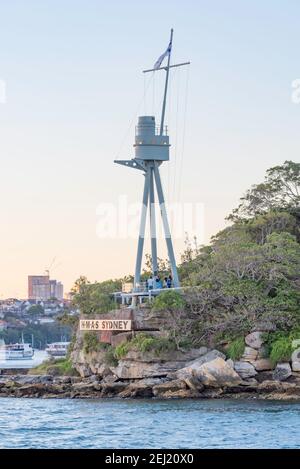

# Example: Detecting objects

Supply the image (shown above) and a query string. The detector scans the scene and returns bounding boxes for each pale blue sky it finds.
[0,0,299,297]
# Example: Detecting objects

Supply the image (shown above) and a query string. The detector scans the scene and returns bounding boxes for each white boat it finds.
[45,342,70,357]
[0,343,34,360]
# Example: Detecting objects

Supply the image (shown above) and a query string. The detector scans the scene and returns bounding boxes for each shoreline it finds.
[1,373,300,401]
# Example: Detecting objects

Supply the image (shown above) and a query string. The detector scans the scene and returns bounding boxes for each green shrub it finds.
[114,333,176,359]
[114,341,131,360]
[104,347,118,367]
[152,290,186,311]
[269,337,292,365]
[83,332,108,354]
[263,327,300,365]
[227,337,245,360]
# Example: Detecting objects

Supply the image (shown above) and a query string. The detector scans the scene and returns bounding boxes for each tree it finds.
[228,161,300,221]
[71,277,122,315]
[27,304,44,316]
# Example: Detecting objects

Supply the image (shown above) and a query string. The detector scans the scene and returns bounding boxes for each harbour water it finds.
[0,398,300,448]
[0,350,49,369]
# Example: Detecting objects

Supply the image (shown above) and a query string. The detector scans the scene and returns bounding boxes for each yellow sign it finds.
[80,319,132,331]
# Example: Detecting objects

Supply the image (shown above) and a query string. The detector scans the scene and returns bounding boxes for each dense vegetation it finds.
[72,161,300,362]
[174,161,300,349]
[71,277,122,315]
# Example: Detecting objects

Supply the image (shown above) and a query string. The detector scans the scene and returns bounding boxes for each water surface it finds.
[0,398,300,448]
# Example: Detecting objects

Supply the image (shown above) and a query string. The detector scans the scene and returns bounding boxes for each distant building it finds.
[28,275,50,300]
[28,275,64,301]
[49,280,64,301]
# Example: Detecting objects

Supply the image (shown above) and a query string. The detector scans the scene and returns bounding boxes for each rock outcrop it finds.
[233,361,257,379]
[273,363,292,381]
[245,332,264,350]
[57,319,300,400]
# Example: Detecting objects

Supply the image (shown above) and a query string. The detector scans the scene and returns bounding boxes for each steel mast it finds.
[115,29,190,292]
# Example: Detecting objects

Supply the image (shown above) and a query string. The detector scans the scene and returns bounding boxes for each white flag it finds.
[153,40,172,69]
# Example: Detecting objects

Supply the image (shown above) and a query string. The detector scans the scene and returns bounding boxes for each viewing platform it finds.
[113,282,182,307]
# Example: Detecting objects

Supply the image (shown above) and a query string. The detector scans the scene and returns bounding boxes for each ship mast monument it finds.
[115,29,190,293]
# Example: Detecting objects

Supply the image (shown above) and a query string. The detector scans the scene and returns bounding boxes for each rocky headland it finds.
[2,327,300,401]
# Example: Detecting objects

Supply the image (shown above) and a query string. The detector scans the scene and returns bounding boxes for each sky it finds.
[0,0,299,298]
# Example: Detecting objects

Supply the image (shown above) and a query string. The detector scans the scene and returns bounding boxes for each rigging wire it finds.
[152,71,155,115]
[177,65,190,204]
[172,67,181,205]
[166,67,174,204]
[115,72,154,160]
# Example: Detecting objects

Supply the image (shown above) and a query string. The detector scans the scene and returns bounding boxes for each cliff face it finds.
[68,307,300,400]
[71,306,183,378]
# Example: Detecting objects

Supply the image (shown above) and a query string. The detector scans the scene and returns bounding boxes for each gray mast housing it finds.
[134,116,169,161]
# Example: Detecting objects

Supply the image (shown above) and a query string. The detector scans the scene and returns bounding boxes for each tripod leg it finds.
[134,166,150,291]
[149,167,158,276]
[153,163,180,288]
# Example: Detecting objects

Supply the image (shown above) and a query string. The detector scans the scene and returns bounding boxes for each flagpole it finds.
[160,28,173,136]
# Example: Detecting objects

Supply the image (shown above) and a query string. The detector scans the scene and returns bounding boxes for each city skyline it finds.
[1,1,300,297]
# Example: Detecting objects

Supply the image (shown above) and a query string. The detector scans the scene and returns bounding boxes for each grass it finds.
[227,337,245,360]
[263,328,300,365]
[30,357,79,376]
[269,337,293,366]
[114,333,176,360]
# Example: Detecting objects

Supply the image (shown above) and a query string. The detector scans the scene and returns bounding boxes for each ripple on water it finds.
[0,398,300,448]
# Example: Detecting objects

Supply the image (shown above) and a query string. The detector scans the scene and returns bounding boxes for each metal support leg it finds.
[149,167,158,276]
[153,163,180,287]
[134,166,150,290]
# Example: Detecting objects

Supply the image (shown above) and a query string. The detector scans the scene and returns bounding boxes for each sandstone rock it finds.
[226,359,234,369]
[4,380,21,388]
[102,374,118,384]
[97,364,114,378]
[182,350,226,370]
[291,348,300,363]
[258,380,295,393]
[241,346,258,362]
[182,375,204,392]
[101,381,128,396]
[273,363,292,381]
[20,375,53,385]
[292,362,300,372]
[15,383,68,397]
[53,376,71,384]
[239,377,258,387]
[234,361,257,379]
[245,331,264,350]
[159,389,201,399]
[200,388,224,398]
[111,331,133,348]
[187,357,241,388]
[224,381,258,394]
[71,376,82,383]
[253,359,273,371]
[72,382,99,393]
[153,379,187,397]
[113,360,184,379]
[175,350,226,383]
[123,347,208,364]
[118,378,163,398]
[76,364,92,378]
